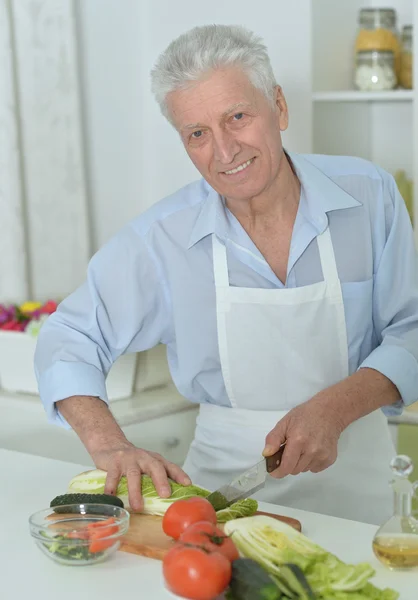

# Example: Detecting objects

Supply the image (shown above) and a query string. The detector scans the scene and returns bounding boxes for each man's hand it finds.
[263,394,344,477]
[56,395,191,512]
[92,441,192,512]
[263,368,400,478]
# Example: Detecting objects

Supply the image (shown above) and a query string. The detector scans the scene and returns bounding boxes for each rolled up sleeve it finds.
[34,224,169,427]
[360,171,418,412]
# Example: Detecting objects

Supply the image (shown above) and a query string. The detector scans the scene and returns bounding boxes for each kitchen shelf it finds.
[312,90,414,103]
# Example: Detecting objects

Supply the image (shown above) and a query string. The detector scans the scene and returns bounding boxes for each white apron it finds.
[183,228,396,525]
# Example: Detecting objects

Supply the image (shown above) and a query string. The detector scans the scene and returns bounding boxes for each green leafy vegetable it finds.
[207,491,230,511]
[216,499,258,523]
[224,516,400,600]
[68,469,257,521]
[68,469,210,515]
[318,584,400,600]
[273,564,316,599]
[39,531,102,562]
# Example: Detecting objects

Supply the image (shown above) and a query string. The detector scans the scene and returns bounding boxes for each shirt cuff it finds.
[37,361,109,429]
[359,344,418,414]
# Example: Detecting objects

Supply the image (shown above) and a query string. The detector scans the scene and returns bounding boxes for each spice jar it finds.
[355,50,396,91]
[355,8,401,82]
[400,25,413,89]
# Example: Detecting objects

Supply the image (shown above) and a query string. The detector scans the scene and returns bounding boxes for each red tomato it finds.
[87,518,119,553]
[89,535,115,553]
[162,498,217,540]
[87,517,118,532]
[163,545,231,600]
[178,521,239,562]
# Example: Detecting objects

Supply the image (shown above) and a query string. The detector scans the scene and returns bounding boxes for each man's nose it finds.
[213,130,241,166]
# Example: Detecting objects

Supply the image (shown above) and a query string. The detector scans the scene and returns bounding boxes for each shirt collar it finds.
[187,151,361,248]
[187,181,228,249]
[287,152,361,232]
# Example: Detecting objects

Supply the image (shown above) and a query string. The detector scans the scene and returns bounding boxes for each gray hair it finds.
[150,24,277,123]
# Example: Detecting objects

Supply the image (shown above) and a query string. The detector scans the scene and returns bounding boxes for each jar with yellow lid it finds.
[355,8,401,83]
[400,25,413,89]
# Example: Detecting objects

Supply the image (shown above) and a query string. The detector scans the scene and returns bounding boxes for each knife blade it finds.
[206,444,286,509]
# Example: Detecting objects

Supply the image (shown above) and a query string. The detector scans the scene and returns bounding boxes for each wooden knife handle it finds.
[265,444,286,473]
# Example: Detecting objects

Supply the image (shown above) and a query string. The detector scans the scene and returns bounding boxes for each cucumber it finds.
[227,558,283,600]
[50,493,124,513]
[227,558,316,600]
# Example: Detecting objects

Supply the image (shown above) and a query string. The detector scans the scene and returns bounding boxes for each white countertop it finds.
[2,449,417,600]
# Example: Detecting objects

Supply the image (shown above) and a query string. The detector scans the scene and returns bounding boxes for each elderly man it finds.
[35,25,418,525]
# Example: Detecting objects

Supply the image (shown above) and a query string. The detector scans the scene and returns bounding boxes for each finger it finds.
[310,454,337,473]
[290,452,311,475]
[270,440,303,479]
[104,467,122,496]
[310,462,329,474]
[162,460,192,486]
[263,419,287,457]
[146,460,172,498]
[126,465,143,512]
[303,453,336,474]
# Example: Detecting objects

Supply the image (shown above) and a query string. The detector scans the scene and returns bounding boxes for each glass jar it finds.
[372,455,418,570]
[400,25,413,89]
[355,50,396,91]
[355,8,401,82]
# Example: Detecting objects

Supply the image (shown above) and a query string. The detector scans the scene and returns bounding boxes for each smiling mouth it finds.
[222,158,254,175]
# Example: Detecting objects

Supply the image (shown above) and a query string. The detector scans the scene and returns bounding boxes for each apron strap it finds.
[317,227,340,283]
[212,234,229,287]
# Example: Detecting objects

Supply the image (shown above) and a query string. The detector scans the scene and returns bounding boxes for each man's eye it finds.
[233,113,244,120]
[191,130,203,139]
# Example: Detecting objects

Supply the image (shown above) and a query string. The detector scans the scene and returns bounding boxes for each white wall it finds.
[77,0,312,249]
[1,0,91,302]
[75,0,144,250]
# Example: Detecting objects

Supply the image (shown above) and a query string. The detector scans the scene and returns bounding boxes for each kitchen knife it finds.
[206,444,286,509]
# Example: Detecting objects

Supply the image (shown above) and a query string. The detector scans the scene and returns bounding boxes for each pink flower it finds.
[0,304,16,325]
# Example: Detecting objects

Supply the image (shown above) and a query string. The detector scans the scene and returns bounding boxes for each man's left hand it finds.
[263,394,345,477]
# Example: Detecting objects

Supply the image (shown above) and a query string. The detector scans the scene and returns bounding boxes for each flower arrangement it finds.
[0,300,58,337]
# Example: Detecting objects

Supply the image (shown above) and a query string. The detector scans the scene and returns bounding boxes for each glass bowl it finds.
[29,504,130,566]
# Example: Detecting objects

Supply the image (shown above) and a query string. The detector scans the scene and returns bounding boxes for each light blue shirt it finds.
[35,152,418,427]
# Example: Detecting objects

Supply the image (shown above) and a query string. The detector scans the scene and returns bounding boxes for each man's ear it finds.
[274,85,289,132]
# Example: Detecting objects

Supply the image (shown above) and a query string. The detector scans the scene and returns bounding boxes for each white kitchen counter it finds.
[2,449,417,600]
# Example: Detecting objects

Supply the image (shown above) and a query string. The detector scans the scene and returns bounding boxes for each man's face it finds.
[167,67,289,202]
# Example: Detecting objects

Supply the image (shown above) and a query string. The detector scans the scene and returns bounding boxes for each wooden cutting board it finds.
[120,511,302,560]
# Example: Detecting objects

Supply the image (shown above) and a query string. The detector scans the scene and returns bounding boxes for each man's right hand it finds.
[92,440,192,512]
